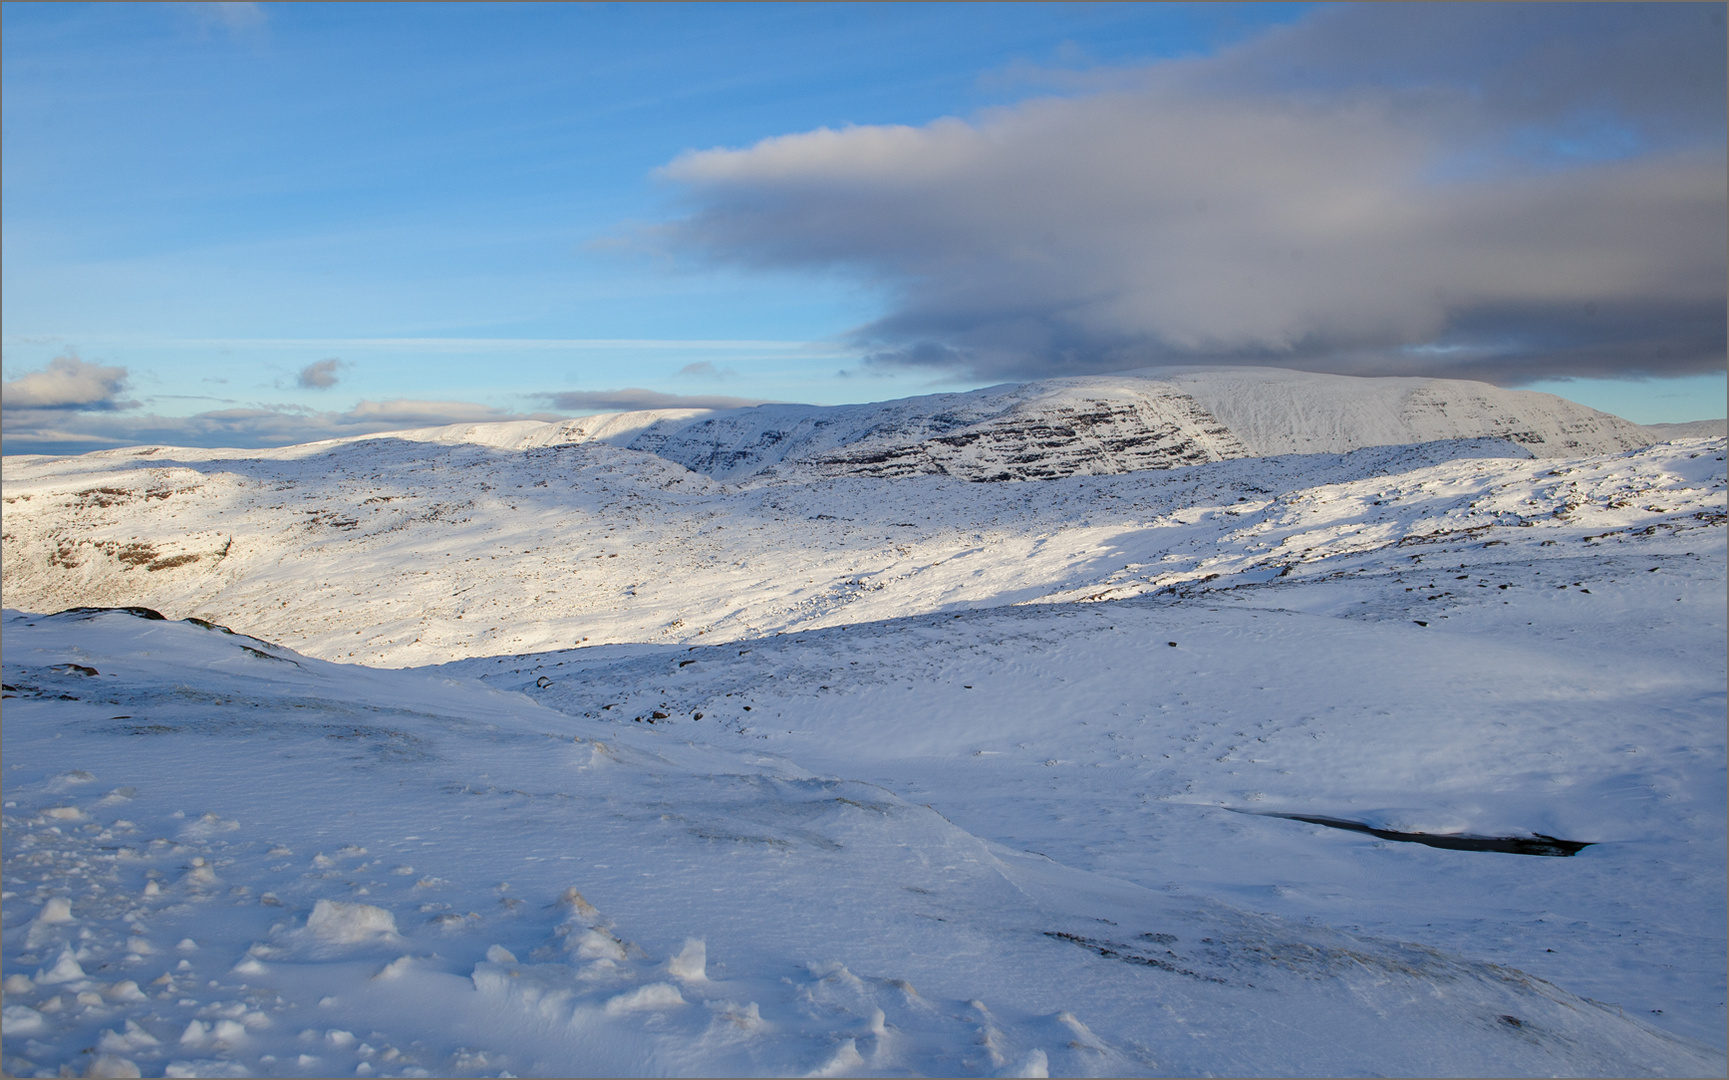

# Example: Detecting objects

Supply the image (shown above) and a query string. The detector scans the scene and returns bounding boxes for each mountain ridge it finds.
[354,366,1662,483]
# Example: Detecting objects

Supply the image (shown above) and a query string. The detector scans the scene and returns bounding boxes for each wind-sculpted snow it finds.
[3,608,1724,1077]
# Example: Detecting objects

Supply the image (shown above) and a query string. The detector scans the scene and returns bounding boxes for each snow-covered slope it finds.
[2,368,1724,1077]
[340,368,1659,483]
[1,431,1720,667]
[1645,418,1729,440]
[1164,367,1655,457]
[3,573,1724,1077]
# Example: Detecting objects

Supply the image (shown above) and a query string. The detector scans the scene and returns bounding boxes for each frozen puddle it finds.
[1248,811,1594,857]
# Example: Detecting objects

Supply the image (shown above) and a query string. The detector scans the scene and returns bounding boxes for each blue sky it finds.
[3,2,1723,454]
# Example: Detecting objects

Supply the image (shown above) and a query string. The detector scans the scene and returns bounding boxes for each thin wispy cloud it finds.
[542,388,766,412]
[677,361,737,380]
[174,2,266,37]
[660,4,1726,385]
[0,397,564,455]
[10,337,843,353]
[344,399,529,425]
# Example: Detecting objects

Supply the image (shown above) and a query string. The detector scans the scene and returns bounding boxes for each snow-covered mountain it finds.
[1,367,1697,666]
[2,431,1722,668]
[2,367,1724,1077]
[373,367,1661,483]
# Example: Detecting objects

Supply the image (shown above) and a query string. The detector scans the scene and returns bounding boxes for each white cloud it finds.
[1,356,133,410]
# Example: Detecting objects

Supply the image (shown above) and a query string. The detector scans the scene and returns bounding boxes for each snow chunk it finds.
[573,928,627,961]
[305,899,398,944]
[213,1019,247,1043]
[707,999,765,1032]
[35,946,87,984]
[178,1018,248,1050]
[1,1004,47,1036]
[556,886,601,920]
[38,896,74,924]
[373,955,415,980]
[103,980,147,1002]
[807,1037,864,1077]
[666,937,706,983]
[604,982,686,1014]
[97,1020,161,1052]
[82,1054,142,1078]
[180,813,239,839]
[49,770,97,791]
[164,1061,251,1078]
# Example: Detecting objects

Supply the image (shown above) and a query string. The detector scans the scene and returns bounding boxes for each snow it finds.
[359,367,1658,483]
[2,369,1724,1077]
[304,902,400,947]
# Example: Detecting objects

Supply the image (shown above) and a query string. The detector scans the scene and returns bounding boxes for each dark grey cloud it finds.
[297,358,345,389]
[659,4,1726,385]
[1182,3,1726,149]
[1,355,135,410]
[542,388,765,412]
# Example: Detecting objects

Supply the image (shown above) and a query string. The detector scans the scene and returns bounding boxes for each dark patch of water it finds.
[50,605,166,621]
[1251,811,1592,857]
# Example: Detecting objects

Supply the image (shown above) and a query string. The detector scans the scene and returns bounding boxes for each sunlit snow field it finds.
[3,377,1724,1077]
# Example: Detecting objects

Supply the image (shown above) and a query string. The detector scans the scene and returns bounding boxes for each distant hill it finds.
[1643,418,1729,440]
[1,365,1720,665]
[387,366,1661,482]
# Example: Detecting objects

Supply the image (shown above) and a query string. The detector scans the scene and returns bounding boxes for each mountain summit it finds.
[387,367,1661,483]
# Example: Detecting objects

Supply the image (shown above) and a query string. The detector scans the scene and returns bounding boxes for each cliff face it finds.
[642,380,1250,482]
